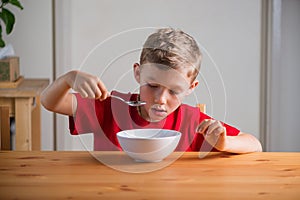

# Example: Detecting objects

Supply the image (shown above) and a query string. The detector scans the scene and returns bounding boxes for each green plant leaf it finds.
[0,38,4,47]
[0,25,5,47]
[8,0,24,10]
[2,0,10,4]
[0,8,15,34]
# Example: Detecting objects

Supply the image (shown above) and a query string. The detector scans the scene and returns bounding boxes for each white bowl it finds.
[117,129,181,162]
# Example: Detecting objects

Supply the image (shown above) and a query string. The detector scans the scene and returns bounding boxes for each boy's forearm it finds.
[41,71,74,115]
[224,132,263,154]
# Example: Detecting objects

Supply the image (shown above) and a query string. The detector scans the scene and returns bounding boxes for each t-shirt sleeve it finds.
[69,93,103,135]
[69,116,77,135]
[223,122,240,136]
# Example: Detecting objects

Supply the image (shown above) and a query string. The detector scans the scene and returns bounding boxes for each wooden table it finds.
[0,79,49,150]
[0,151,299,199]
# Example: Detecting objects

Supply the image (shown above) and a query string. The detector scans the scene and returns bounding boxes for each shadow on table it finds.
[180,151,238,161]
[90,151,184,173]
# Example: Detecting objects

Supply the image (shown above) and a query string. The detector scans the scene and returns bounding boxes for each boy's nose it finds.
[155,88,168,104]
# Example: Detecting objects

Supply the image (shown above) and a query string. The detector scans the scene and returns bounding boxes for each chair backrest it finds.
[196,104,206,113]
[0,106,10,150]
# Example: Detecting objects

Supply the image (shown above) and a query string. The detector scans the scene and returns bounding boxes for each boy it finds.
[41,28,262,153]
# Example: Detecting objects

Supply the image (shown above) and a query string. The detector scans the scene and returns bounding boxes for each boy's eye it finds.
[146,83,180,95]
[169,90,180,95]
[147,83,159,88]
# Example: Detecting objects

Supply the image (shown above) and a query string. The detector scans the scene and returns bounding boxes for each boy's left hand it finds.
[196,119,227,151]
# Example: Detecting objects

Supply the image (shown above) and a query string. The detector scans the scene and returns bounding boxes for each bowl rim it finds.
[116,129,181,140]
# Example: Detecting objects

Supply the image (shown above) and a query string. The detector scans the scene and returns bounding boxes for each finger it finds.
[196,120,209,133]
[86,77,105,99]
[77,88,88,98]
[97,80,109,100]
[210,126,225,137]
[90,82,102,99]
[101,89,109,100]
[196,119,215,133]
[219,126,226,136]
[86,77,105,100]
[206,120,221,135]
[81,82,96,99]
[86,88,96,99]
[93,88,102,99]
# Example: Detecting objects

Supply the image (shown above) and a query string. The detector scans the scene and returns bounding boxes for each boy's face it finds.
[133,63,198,122]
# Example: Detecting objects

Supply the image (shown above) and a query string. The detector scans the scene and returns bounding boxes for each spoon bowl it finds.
[111,95,146,107]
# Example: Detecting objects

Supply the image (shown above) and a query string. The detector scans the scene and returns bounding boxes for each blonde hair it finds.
[140,28,202,81]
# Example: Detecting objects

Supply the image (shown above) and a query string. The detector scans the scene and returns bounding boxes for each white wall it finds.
[55,0,261,150]
[4,0,53,150]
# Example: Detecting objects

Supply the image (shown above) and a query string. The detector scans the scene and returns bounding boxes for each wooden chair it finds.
[0,106,10,150]
[197,103,206,113]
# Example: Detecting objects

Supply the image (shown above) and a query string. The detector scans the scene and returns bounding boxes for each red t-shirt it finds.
[69,91,240,151]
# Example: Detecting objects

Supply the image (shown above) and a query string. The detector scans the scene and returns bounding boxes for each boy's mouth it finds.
[151,107,167,117]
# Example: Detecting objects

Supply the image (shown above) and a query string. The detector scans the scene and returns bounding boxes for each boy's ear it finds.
[133,63,141,83]
[185,79,199,96]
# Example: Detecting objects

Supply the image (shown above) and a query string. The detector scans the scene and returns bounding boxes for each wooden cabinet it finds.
[0,79,49,150]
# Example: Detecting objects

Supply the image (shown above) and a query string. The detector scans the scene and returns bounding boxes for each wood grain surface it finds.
[0,151,299,199]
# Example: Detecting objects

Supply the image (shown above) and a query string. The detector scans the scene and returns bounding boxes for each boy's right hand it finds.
[67,70,109,100]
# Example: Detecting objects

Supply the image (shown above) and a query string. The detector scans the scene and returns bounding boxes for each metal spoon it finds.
[110,95,146,107]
